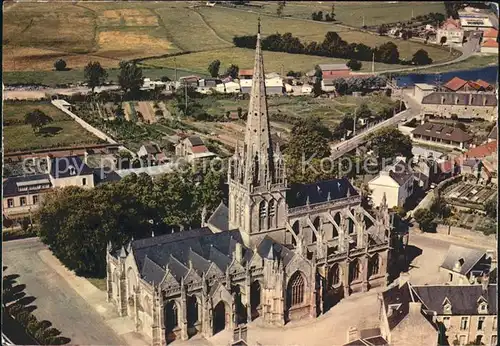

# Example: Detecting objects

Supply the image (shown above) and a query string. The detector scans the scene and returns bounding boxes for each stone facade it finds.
[106,21,396,346]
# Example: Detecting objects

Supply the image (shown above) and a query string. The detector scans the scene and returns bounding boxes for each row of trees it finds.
[37,168,225,277]
[233,31,412,65]
[207,59,239,79]
[311,5,336,22]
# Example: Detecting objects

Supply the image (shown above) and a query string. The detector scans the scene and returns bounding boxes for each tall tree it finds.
[54,59,67,71]
[24,109,53,134]
[84,61,108,94]
[118,61,143,96]
[207,59,221,78]
[375,42,400,64]
[413,208,437,233]
[276,1,286,17]
[225,64,239,79]
[412,49,433,65]
[285,116,331,161]
[367,127,412,163]
[347,59,362,71]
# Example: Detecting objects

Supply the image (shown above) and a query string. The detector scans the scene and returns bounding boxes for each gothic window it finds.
[312,216,320,243]
[259,200,267,230]
[165,300,179,331]
[368,255,380,277]
[328,264,340,287]
[268,199,276,229]
[287,272,305,307]
[349,260,361,283]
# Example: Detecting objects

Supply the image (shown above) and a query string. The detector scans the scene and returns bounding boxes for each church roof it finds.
[207,202,230,231]
[287,178,358,207]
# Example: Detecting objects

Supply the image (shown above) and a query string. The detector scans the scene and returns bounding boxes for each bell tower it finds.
[228,18,287,246]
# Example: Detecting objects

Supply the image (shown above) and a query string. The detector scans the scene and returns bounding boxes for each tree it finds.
[161,76,171,82]
[347,59,362,71]
[411,49,433,65]
[355,102,372,120]
[237,107,243,119]
[276,0,285,17]
[24,109,53,134]
[285,117,331,161]
[84,61,108,94]
[394,206,406,218]
[118,61,143,95]
[484,198,497,218]
[367,127,412,163]
[330,4,336,21]
[226,64,239,79]
[413,208,437,233]
[377,24,389,36]
[440,36,447,45]
[207,59,221,78]
[375,42,400,64]
[313,65,323,97]
[54,59,67,71]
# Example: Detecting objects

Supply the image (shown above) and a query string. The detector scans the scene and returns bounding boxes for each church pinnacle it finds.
[242,18,275,187]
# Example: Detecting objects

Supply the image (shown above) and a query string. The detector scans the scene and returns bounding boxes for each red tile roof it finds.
[475,79,492,89]
[481,40,498,48]
[443,77,467,91]
[191,145,209,154]
[483,28,498,38]
[239,69,254,77]
[464,141,497,159]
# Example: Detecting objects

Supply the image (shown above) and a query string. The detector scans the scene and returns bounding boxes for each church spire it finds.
[243,18,275,187]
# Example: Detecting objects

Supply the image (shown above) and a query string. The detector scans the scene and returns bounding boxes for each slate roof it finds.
[440,244,487,275]
[187,136,204,146]
[382,282,412,330]
[287,178,359,208]
[143,143,161,154]
[411,123,472,143]
[2,174,52,197]
[386,160,414,186]
[93,168,122,184]
[127,228,296,285]
[412,284,498,315]
[50,156,93,179]
[421,91,497,106]
[487,126,497,140]
[207,202,230,232]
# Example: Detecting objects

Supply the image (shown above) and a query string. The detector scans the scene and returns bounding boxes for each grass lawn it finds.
[402,54,499,74]
[145,47,401,74]
[250,1,446,27]
[3,103,102,153]
[3,67,207,86]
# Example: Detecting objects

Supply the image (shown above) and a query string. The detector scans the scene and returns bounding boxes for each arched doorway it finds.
[250,280,261,320]
[187,295,199,337]
[213,301,227,335]
[164,300,179,343]
[286,271,305,322]
[231,285,247,324]
[323,264,343,312]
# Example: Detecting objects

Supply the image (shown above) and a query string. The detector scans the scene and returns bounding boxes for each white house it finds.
[368,158,415,209]
[223,81,241,94]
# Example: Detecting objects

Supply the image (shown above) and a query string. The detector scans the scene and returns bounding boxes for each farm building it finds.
[410,122,473,150]
[240,75,283,95]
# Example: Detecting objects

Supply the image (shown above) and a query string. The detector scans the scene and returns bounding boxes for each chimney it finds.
[409,302,422,314]
[234,242,243,262]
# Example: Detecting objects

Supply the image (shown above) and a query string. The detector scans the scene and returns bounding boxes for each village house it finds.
[318,64,351,92]
[442,77,494,93]
[368,158,415,209]
[458,7,496,32]
[410,122,473,150]
[174,135,217,163]
[3,156,95,221]
[439,245,494,285]
[239,70,284,95]
[413,83,437,103]
[436,17,464,45]
[480,28,499,54]
[137,142,169,165]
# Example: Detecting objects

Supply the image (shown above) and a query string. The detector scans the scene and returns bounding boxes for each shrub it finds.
[54,59,67,71]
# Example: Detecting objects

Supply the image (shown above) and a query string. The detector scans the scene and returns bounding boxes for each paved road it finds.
[330,91,421,160]
[3,238,125,345]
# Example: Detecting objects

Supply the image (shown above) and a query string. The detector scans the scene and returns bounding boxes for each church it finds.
[106,21,397,346]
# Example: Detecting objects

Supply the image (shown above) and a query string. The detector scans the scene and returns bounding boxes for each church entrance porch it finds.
[213,301,229,335]
[250,280,262,320]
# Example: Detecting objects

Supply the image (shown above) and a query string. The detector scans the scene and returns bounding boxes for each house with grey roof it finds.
[368,158,416,208]
[439,245,494,285]
[411,122,473,150]
[106,21,398,346]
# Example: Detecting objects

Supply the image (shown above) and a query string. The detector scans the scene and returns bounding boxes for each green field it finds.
[249,1,447,27]
[3,103,102,152]
[3,0,457,79]
[398,54,499,74]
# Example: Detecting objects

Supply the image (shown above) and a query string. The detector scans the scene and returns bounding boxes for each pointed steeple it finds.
[243,18,275,187]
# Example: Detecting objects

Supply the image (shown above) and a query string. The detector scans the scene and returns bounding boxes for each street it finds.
[3,238,126,345]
